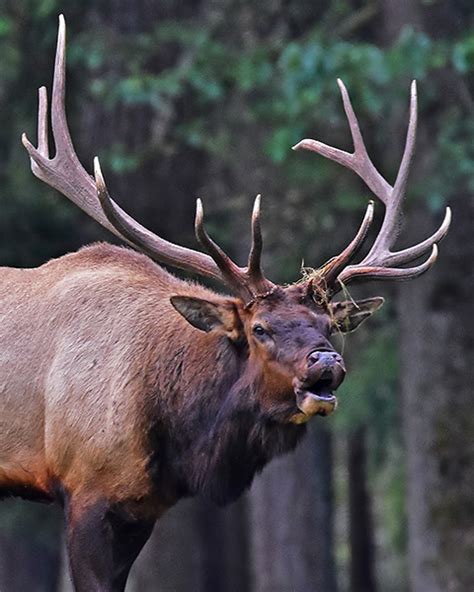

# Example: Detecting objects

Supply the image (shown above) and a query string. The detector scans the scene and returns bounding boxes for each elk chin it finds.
[293,386,337,420]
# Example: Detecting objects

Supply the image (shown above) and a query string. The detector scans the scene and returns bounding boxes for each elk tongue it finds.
[295,388,337,417]
[312,387,335,401]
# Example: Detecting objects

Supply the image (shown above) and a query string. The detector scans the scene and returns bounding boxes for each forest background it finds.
[0,1,473,591]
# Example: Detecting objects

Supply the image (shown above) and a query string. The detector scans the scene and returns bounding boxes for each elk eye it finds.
[252,324,266,337]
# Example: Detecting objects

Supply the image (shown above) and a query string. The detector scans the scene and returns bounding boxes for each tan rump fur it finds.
[0,243,227,515]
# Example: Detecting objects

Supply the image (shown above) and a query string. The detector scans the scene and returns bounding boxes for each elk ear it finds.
[329,297,384,334]
[170,295,241,339]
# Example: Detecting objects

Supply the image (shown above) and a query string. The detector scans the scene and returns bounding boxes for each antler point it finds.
[292,139,317,152]
[439,206,452,237]
[58,14,66,38]
[292,141,304,151]
[21,133,35,153]
[93,157,106,190]
[337,79,347,95]
[195,198,204,222]
[367,200,375,219]
[252,195,262,224]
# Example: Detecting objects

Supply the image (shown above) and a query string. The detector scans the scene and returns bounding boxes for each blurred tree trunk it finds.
[0,533,58,592]
[127,498,250,592]
[348,426,376,592]
[127,501,203,591]
[0,502,61,592]
[196,498,251,592]
[250,424,337,592]
[379,1,474,590]
[398,199,474,591]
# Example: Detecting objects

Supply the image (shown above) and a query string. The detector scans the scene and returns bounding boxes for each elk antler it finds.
[194,195,274,297]
[293,79,451,296]
[22,15,274,303]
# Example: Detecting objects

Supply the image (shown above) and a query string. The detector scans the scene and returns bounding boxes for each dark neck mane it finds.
[154,350,305,506]
[191,398,305,505]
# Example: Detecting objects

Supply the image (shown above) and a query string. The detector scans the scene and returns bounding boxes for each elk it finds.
[0,15,450,592]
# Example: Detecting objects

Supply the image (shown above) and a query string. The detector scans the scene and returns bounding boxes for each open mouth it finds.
[292,377,338,422]
[306,378,337,403]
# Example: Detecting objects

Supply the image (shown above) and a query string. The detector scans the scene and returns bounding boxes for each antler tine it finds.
[321,200,374,290]
[22,15,125,238]
[51,14,76,163]
[293,79,392,205]
[366,80,418,258]
[195,198,275,300]
[194,199,245,286]
[37,86,49,157]
[392,81,418,208]
[248,194,264,279]
[294,79,451,294]
[338,244,439,285]
[336,79,394,205]
[346,80,450,279]
[385,206,451,266]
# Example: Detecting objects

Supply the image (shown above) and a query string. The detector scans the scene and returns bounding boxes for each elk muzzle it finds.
[291,350,346,422]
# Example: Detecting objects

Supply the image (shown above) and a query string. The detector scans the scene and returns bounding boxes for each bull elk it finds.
[0,15,450,592]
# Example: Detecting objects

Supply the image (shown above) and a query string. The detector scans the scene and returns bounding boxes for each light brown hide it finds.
[0,243,227,517]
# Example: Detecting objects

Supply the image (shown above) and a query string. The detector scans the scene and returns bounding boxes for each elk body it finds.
[0,16,451,592]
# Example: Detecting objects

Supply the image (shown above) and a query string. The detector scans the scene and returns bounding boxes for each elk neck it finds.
[145,324,304,507]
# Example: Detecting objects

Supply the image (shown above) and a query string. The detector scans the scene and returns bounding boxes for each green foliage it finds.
[453,34,474,73]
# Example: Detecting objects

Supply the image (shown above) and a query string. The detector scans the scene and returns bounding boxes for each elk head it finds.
[168,196,385,424]
[22,16,451,425]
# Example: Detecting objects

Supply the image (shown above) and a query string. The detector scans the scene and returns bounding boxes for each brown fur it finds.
[0,242,381,589]
[0,242,381,511]
[0,244,229,510]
